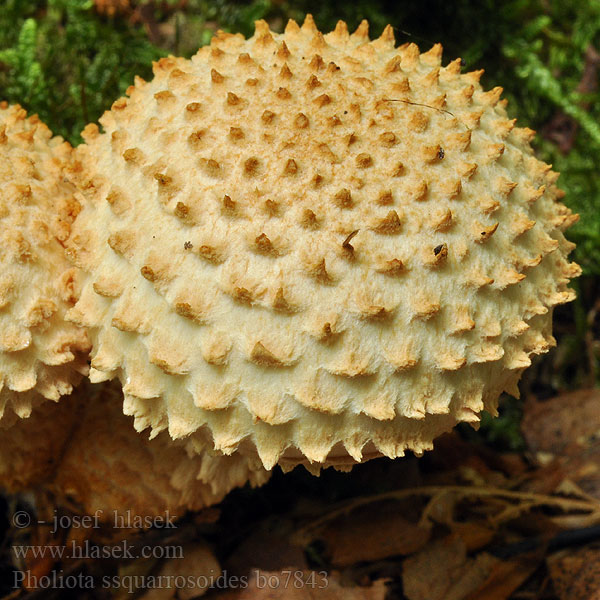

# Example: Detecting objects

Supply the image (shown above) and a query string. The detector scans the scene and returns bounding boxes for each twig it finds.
[294,485,600,542]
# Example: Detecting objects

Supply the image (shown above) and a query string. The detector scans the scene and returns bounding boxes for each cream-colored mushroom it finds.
[0,103,90,426]
[64,17,579,472]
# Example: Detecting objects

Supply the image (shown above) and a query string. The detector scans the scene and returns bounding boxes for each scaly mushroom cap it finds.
[0,382,269,517]
[65,18,580,471]
[0,104,90,424]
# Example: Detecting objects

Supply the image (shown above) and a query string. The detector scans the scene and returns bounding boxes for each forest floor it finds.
[3,389,600,600]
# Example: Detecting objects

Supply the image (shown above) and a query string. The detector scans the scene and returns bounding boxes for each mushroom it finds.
[0,381,270,518]
[62,17,579,473]
[0,105,267,518]
[0,103,90,426]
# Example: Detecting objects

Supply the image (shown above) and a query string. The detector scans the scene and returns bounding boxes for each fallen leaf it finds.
[522,390,600,457]
[320,503,430,567]
[402,535,498,600]
[521,462,577,496]
[521,390,600,500]
[464,552,542,600]
[450,522,496,552]
[421,490,459,526]
[225,518,307,577]
[139,542,220,599]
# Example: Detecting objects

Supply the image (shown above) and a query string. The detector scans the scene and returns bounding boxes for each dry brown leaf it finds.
[421,490,460,526]
[521,390,600,500]
[561,452,600,500]
[524,446,600,500]
[139,542,221,599]
[522,390,600,456]
[463,552,542,600]
[320,503,430,567]
[225,520,308,577]
[549,548,600,600]
[522,462,578,496]
[450,522,496,552]
[425,434,493,478]
[402,535,498,600]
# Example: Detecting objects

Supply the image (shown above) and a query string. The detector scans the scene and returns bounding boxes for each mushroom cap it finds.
[0,382,270,517]
[65,18,580,470]
[0,104,90,423]
[0,392,79,491]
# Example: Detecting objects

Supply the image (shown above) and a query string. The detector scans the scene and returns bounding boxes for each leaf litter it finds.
[3,391,600,599]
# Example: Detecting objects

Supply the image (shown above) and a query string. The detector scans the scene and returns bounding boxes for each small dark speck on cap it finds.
[438,148,445,160]
[434,244,444,255]
[184,241,193,250]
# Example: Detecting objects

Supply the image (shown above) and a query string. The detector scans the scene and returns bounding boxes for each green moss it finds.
[0,0,164,143]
